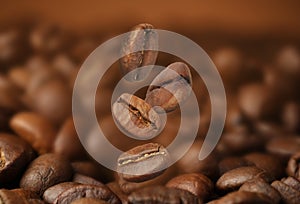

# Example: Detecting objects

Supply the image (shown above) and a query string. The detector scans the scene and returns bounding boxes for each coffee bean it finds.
[218,157,254,175]
[20,153,73,196]
[70,198,109,204]
[208,191,273,204]
[10,112,57,154]
[166,173,213,201]
[73,174,105,187]
[216,166,270,191]
[106,182,128,203]
[53,184,121,204]
[54,117,86,161]
[145,62,192,113]
[282,102,300,133]
[117,143,170,182]
[0,133,35,185]
[0,189,43,204]
[43,182,79,203]
[276,46,300,75]
[243,152,284,180]
[271,180,300,204]
[239,177,281,204]
[127,186,201,204]
[112,93,162,139]
[281,176,300,191]
[286,151,300,180]
[266,136,300,161]
[7,66,30,90]
[120,23,158,81]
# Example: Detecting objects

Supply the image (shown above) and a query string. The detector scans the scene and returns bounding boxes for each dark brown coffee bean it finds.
[0,189,41,204]
[243,152,284,180]
[266,136,300,161]
[117,143,170,182]
[286,151,300,181]
[218,157,254,175]
[73,174,105,187]
[20,153,73,196]
[54,117,86,161]
[271,180,300,204]
[239,177,281,204]
[112,93,162,139]
[106,182,128,203]
[71,198,108,204]
[145,62,192,113]
[10,112,57,154]
[281,177,300,191]
[166,173,213,201]
[0,133,35,185]
[120,23,158,81]
[53,184,121,204]
[282,102,300,133]
[216,166,270,191]
[208,191,273,204]
[43,182,80,203]
[128,186,201,204]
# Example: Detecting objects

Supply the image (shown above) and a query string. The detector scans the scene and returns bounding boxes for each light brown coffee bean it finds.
[120,23,158,81]
[112,93,162,139]
[10,112,57,154]
[271,180,300,204]
[145,62,192,113]
[166,173,213,201]
[20,153,73,196]
[117,143,170,182]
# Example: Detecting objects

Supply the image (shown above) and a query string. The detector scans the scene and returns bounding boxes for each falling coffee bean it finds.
[117,143,170,182]
[145,62,192,112]
[112,93,162,139]
[120,23,158,81]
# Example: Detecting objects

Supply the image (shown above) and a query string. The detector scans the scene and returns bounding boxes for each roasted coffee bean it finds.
[8,66,30,90]
[0,134,35,185]
[266,136,300,161]
[271,180,300,204]
[43,182,80,203]
[281,176,300,191]
[20,153,73,196]
[117,143,170,182]
[216,166,270,191]
[54,117,86,161]
[128,186,201,204]
[239,177,281,204]
[53,184,121,204]
[276,46,300,75]
[282,102,300,133]
[254,121,286,139]
[73,174,105,187]
[286,151,300,180]
[106,182,128,203]
[112,93,162,139]
[208,191,273,204]
[10,112,57,154]
[145,62,192,113]
[166,173,213,201]
[120,23,158,81]
[0,189,43,204]
[243,152,284,180]
[218,157,254,175]
[71,198,109,204]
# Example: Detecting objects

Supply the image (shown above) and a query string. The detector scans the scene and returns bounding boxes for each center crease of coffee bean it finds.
[118,150,166,166]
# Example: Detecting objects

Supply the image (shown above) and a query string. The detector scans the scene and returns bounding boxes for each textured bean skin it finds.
[271,180,300,204]
[43,182,80,203]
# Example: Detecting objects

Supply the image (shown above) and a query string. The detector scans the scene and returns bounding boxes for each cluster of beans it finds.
[0,23,299,204]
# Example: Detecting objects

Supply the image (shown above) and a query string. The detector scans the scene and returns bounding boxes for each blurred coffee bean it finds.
[112,93,162,139]
[43,182,79,203]
[266,136,300,162]
[120,23,158,81]
[71,198,109,204]
[281,176,300,191]
[218,157,254,175]
[7,66,30,90]
[53,184,121,204]
[0,133,35,185]
[54,117,86,161]
[286,151,300,181]
[254,121,286,139]
[145,62,192,113]
[52,54,76,77]
[238,83,280,120]
[20,153,73,196]
[216,166,270,191]
[166,173,213,201]
[70,37,98,63]
[10,112,57,154]
[271,180,300,204]
[243,152,284,180]
[239,177,281,204]
[282,102,300,133]
[127,186,200,204]
[73,174,105,187]
[276,46,300,75]
[117,143,170,182]
[208,191,273,204]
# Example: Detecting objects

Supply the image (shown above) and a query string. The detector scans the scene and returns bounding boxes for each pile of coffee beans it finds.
[0,22,299,204]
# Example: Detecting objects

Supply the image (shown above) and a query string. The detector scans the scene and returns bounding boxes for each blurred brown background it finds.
[1,0,300,39]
